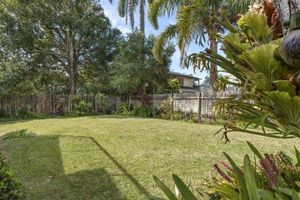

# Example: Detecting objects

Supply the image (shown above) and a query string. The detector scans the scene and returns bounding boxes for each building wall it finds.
[183,77,194,88]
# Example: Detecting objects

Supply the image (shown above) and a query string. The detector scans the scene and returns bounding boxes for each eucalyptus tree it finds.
[0,0,121,95]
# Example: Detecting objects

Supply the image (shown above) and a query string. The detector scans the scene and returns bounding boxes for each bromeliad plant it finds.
[154,142,300,200]
[186,11,300,140]
[207,142,300,200]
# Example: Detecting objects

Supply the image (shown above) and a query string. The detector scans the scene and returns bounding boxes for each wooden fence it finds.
[0,91,237,117]
[0,95,122,116]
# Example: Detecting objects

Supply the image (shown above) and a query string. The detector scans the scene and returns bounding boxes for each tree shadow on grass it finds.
[0,132,124,200]
[0,131,163,200]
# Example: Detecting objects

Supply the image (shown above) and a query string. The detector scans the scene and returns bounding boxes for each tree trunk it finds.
[209,35,218,92]
[69,68,76,95]
[140,83,147,107]
[273,0,300,34]
[128,95,132,109]
[67,29,77,95]
[171,92,174,112]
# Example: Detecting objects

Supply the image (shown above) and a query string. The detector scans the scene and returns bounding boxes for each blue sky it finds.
[100,1,208,80]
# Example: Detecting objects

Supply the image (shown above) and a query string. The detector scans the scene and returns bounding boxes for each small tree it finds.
[166,78,180,111]
[111,32,175,106]
[167,78,180,97]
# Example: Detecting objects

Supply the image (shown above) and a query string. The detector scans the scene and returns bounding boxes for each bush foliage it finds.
[0,153,22,200]
[73,100,92,116]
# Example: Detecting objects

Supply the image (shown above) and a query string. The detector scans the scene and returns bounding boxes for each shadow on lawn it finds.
[0,131,163,200]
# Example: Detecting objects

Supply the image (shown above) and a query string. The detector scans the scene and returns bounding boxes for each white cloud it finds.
[102,3,131,34]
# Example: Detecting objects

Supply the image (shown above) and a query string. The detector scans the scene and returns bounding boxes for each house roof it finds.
[169,71,200,80]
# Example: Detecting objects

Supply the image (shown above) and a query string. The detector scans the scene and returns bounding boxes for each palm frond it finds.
[226,0,261,14]
[128,0,139,29]
[117,0,127,17]
[148,0,188,29]
[176,2,209,65]
[153,24,177,62]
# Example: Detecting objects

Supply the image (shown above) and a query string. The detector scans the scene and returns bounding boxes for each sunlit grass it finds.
[0,116,298,199]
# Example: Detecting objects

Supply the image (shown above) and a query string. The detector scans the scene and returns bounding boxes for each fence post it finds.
[68,95,72,113]
[198,91,202,123]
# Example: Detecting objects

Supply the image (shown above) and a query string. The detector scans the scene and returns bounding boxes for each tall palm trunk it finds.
[208,26,218,92]
[139,0,147,106]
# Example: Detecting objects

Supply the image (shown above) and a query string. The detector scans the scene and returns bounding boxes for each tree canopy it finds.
[111,32,175,103]
[0,0,121,95]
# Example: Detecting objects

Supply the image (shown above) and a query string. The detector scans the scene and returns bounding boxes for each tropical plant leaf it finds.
[295,146,300,166]
[279,188,300,200]
[244,154,260,200]
[237,12,272,44]
[239,43,280,85]
[223,152,249,199]
[265,91,300,134]
[247,141,263,160]
[214,182,240,199]
[257,189,275,200]
[172,174,198,200]
[273,80,297,97]
[153,175,178,200]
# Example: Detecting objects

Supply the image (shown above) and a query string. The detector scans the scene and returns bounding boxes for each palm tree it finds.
[109,0,156,106]
[109,0,154,34]
[149,0,228,91]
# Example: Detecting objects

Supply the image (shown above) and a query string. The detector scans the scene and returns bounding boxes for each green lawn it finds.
[0,116,298,200]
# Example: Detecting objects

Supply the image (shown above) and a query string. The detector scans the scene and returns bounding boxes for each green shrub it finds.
[114,104,160,118]
[0,109,6,118]
[0,153,22,200]
[73,100,91,116]
[72,95,82,105]
[159,97,173,114]
[160,111,197,122]
[159,98,197,122]
[160,111,183,120]
[114,103,132,115]
[95,94,109,113]
[131,106,160,118]
[15,108,28,119]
